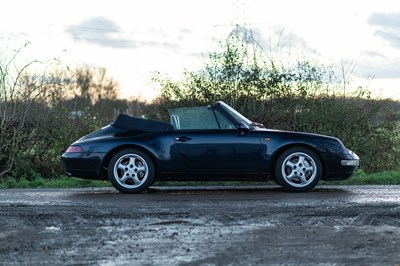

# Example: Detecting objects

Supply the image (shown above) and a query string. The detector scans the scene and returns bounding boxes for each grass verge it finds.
[0,175,110,189]
[0,170,399,189]
[325,170,400,185]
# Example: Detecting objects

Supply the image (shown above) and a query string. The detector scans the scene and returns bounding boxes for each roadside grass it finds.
[0,170,399,189]
[324,170,400,185]
[0,176,110,189]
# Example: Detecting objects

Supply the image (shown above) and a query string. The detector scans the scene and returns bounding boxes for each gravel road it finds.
[0,185,400,265]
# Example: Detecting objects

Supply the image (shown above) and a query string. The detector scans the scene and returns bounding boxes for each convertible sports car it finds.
[62,101,359,192]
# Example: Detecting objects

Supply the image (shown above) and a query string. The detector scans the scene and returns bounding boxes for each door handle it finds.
[175,136,192,142]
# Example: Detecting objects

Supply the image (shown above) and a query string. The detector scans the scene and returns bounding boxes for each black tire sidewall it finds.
[275,147,322,192]
[108,148,155,193]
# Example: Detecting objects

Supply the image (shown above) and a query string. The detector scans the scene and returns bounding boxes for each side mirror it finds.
[237,122,250,136]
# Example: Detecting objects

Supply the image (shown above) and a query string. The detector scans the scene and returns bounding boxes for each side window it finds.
[169,107,220,130]
[214,109,236,129]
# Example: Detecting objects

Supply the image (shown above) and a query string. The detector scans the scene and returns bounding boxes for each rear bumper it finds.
[65,169,101,180]
[61,152,105,180]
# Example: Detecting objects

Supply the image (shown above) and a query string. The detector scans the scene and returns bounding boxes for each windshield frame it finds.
[213,101,253,127]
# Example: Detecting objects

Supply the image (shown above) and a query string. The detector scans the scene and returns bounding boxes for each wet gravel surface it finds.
[0,185,400,265]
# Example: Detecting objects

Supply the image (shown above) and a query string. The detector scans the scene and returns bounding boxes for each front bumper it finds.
[341,159,360,167]
[323,150,360,181]
[341,150,360,166]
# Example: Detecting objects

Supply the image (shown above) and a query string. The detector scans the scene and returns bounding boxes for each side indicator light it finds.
[265,138,271,141]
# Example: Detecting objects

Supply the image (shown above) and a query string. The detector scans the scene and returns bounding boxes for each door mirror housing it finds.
[237,122,250,136]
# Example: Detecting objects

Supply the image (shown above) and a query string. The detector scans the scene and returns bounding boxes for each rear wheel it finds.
[275,147,322,192]
[108,149,154,193]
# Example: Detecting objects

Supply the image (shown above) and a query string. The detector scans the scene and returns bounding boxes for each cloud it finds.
[364,50,385,59]
[66,16,186,51]
[368,12,400,30]
[228,25,312,54]
[66,16,135,49]
[269,27,313,53]
[362,12,400,79]
[357,60,400,79]
[368,12,400,49]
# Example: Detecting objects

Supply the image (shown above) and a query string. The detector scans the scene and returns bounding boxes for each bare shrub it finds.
[152,30,400,173]
[0,43,65,178]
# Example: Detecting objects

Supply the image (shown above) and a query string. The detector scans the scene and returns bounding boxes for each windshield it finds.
[168,106,219,130]
[217,102,252,126]
[168,101,256,130]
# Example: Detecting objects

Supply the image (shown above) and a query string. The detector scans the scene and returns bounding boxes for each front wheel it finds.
[275,147,322,192]
[108,149,154,193]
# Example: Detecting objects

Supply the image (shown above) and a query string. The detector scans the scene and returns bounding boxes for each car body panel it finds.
[62,101,359,185]
[173,130,261,172]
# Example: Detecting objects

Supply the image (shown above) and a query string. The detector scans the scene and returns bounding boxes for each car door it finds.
[173,129,261,172]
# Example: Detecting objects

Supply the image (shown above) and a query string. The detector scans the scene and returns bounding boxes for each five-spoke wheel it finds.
[275,147,322,192]
[108,149,154,193]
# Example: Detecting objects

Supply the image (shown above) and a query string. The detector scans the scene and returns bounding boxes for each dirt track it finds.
[0,185,400,265]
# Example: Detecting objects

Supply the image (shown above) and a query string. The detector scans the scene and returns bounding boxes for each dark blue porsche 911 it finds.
[62,101,359,193]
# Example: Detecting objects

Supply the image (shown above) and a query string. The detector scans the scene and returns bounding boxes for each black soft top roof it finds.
[112,114,173,132]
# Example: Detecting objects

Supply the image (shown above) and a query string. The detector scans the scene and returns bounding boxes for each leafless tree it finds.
[73,66,119,103]
[0,44,66,178]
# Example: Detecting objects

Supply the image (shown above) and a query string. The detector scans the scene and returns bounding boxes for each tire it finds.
[275,147,322,192]
[108,148,154,193]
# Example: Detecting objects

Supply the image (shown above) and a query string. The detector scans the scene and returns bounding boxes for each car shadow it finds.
[148,185,352,194]
[68,185,353,203]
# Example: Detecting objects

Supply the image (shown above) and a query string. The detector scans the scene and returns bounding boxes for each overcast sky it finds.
[1,0,399,100]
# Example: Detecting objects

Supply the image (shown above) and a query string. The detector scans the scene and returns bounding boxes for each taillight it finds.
[65,146,84,153]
